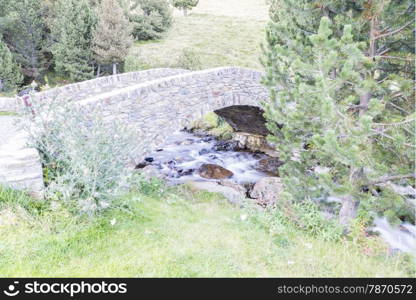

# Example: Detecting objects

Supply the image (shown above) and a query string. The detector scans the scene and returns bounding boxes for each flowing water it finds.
[373,217,416,254]
[142,130,416,254]
[143,130,268,184]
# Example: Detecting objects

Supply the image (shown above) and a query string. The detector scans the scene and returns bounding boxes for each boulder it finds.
[338,195,359,228]
[232,132,279,157]
[255,157,284,176]
[213,140,243,152]
[218,179,248,195]
[187,181,246,205]
[249,177,283,206]
[198,163,233,179]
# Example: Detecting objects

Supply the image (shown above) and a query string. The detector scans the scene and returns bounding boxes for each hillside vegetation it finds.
[0,0,414,278]
[1,185,413,277]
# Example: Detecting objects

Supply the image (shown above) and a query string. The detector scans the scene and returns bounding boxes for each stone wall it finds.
[0,97,17,112]
[0,67,268,196]
[37,68,190,102]
[0,116,44,198]
[74,67,269,163]
[1,68,190,112]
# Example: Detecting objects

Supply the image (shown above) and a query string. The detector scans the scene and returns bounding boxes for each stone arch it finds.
[0,67,269,195]
[72,67,269,162]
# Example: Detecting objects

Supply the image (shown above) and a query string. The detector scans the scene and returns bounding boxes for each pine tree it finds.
[52,0,97,82]
[262,0,415,226]
[0,38,23,92]
[129,0,173,41]
[0,0,49,81]
[92,0,133,75]
[172,0,199,16]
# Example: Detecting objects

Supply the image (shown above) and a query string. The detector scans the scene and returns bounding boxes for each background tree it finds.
[262,0,415,226]
[172,0,199,16]
[92,0,133,75]
[51,0,97,81]
[0,0,50,82]
[0,38,23,92]
[129,0,172,41]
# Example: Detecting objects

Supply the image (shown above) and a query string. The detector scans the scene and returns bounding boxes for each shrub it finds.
[176,48,202,70]
[130,0,172,40]
[172,0,199,16]
[0,39,23,92]
[290,201,343,241]
[20,95,138,214]
[124,53,152,71]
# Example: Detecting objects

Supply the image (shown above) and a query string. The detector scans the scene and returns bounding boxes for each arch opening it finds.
[213,105,269,136]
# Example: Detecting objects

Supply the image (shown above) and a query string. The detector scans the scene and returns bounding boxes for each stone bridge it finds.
[0,67,269,197]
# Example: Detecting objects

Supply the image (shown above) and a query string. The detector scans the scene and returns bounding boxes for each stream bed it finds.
[141,130,269,184]
[139,130,416,254]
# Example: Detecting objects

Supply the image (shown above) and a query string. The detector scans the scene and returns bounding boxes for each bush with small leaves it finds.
[176,48,202,70]
[20,95,138,215]
[172,0,199,16]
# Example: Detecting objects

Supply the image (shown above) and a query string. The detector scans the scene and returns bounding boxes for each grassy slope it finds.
[1,1,414,278]
[0,186,413,277]
[127,1,268,71]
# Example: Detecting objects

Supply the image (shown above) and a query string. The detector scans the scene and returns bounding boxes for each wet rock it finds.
[213,140,243,152]
[167,160,176,166]
[338,195,359,228]
[233,132,279,157]
[178,168,194,176]
[144,157,154,163]
[135,162,149,169]
[219,179,248,195]
[182,139,194,145]
[198,164,233,179]
[202,136,215,142]
[198,149,210,155]
[255,157,284,176]
[249,177,283,206]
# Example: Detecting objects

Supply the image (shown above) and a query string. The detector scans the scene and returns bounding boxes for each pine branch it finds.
[368,174,416,185]
[374,118,415,127]
[376,19,415,40]
[378,55,414,61]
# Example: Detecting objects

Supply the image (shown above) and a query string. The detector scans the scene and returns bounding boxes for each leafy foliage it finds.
[20,95,137,215]
[0,0,50,81]
[51,0,97,81]
[92,0,133,74]
[130,0,172,40]
[172,0,199,16]
[176,48,202,70]
[262,0,415,226]
[0,38,22,92]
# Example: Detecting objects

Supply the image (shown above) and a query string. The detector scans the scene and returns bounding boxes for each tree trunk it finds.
[183,8,188,16]
[96,65,101,78]
[360,10,378,116]
[338,195,359,228]
[112,63,117,75]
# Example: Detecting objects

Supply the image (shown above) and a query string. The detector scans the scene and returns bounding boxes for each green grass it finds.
[126,14,267,71]
[0,111,17,116]
[0,185,413,277]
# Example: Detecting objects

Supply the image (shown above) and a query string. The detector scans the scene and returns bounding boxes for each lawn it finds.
[126,0,268,71]
[1,0,414,279]
[0,185,413,277]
